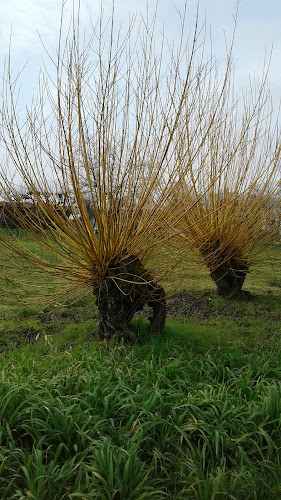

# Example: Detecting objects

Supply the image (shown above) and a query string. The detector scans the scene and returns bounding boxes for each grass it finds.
[0,245,281,499]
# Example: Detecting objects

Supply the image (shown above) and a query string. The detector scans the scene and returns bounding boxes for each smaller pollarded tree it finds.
[174,81,281,297]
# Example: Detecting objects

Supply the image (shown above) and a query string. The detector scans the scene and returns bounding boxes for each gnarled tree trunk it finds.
[210,263,250,299]
[201,240,250,299]
[93,256,166,343]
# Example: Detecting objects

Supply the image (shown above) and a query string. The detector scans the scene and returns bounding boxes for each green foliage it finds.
[1,332,281,499]
[0,303,281,497]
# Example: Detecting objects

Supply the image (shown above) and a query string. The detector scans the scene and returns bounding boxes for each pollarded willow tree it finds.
[174,77,281,298]
[0,2,268,339]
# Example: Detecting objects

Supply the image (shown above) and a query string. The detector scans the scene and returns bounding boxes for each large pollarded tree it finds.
[0,2,267,339]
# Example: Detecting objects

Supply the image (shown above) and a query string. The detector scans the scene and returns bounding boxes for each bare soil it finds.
[166,289,281,322]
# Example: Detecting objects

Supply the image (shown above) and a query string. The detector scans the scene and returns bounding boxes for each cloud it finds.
[0,0,98,60]
[0,0,279,111]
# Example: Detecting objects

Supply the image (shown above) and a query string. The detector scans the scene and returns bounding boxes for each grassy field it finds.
[0,245,281,499]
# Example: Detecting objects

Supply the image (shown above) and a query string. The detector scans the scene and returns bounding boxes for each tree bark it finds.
[94,256,166,342]
[201,240,250,299]
[147,286,166,334]
[210,264,250,299]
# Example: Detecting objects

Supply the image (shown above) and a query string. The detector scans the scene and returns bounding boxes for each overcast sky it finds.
[0,0,280,112]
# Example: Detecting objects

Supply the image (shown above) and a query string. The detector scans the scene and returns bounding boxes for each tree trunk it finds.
[94,256,166,342]
[147,286,166,334]
[210,264,250,299]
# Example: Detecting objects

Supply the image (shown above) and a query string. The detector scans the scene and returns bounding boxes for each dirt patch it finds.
[21,327,38,343]
[166,290,221,320]
[166,289,281,322]
[0,340,8,353]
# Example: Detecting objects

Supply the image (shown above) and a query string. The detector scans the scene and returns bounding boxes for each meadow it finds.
[0,245,281,499]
